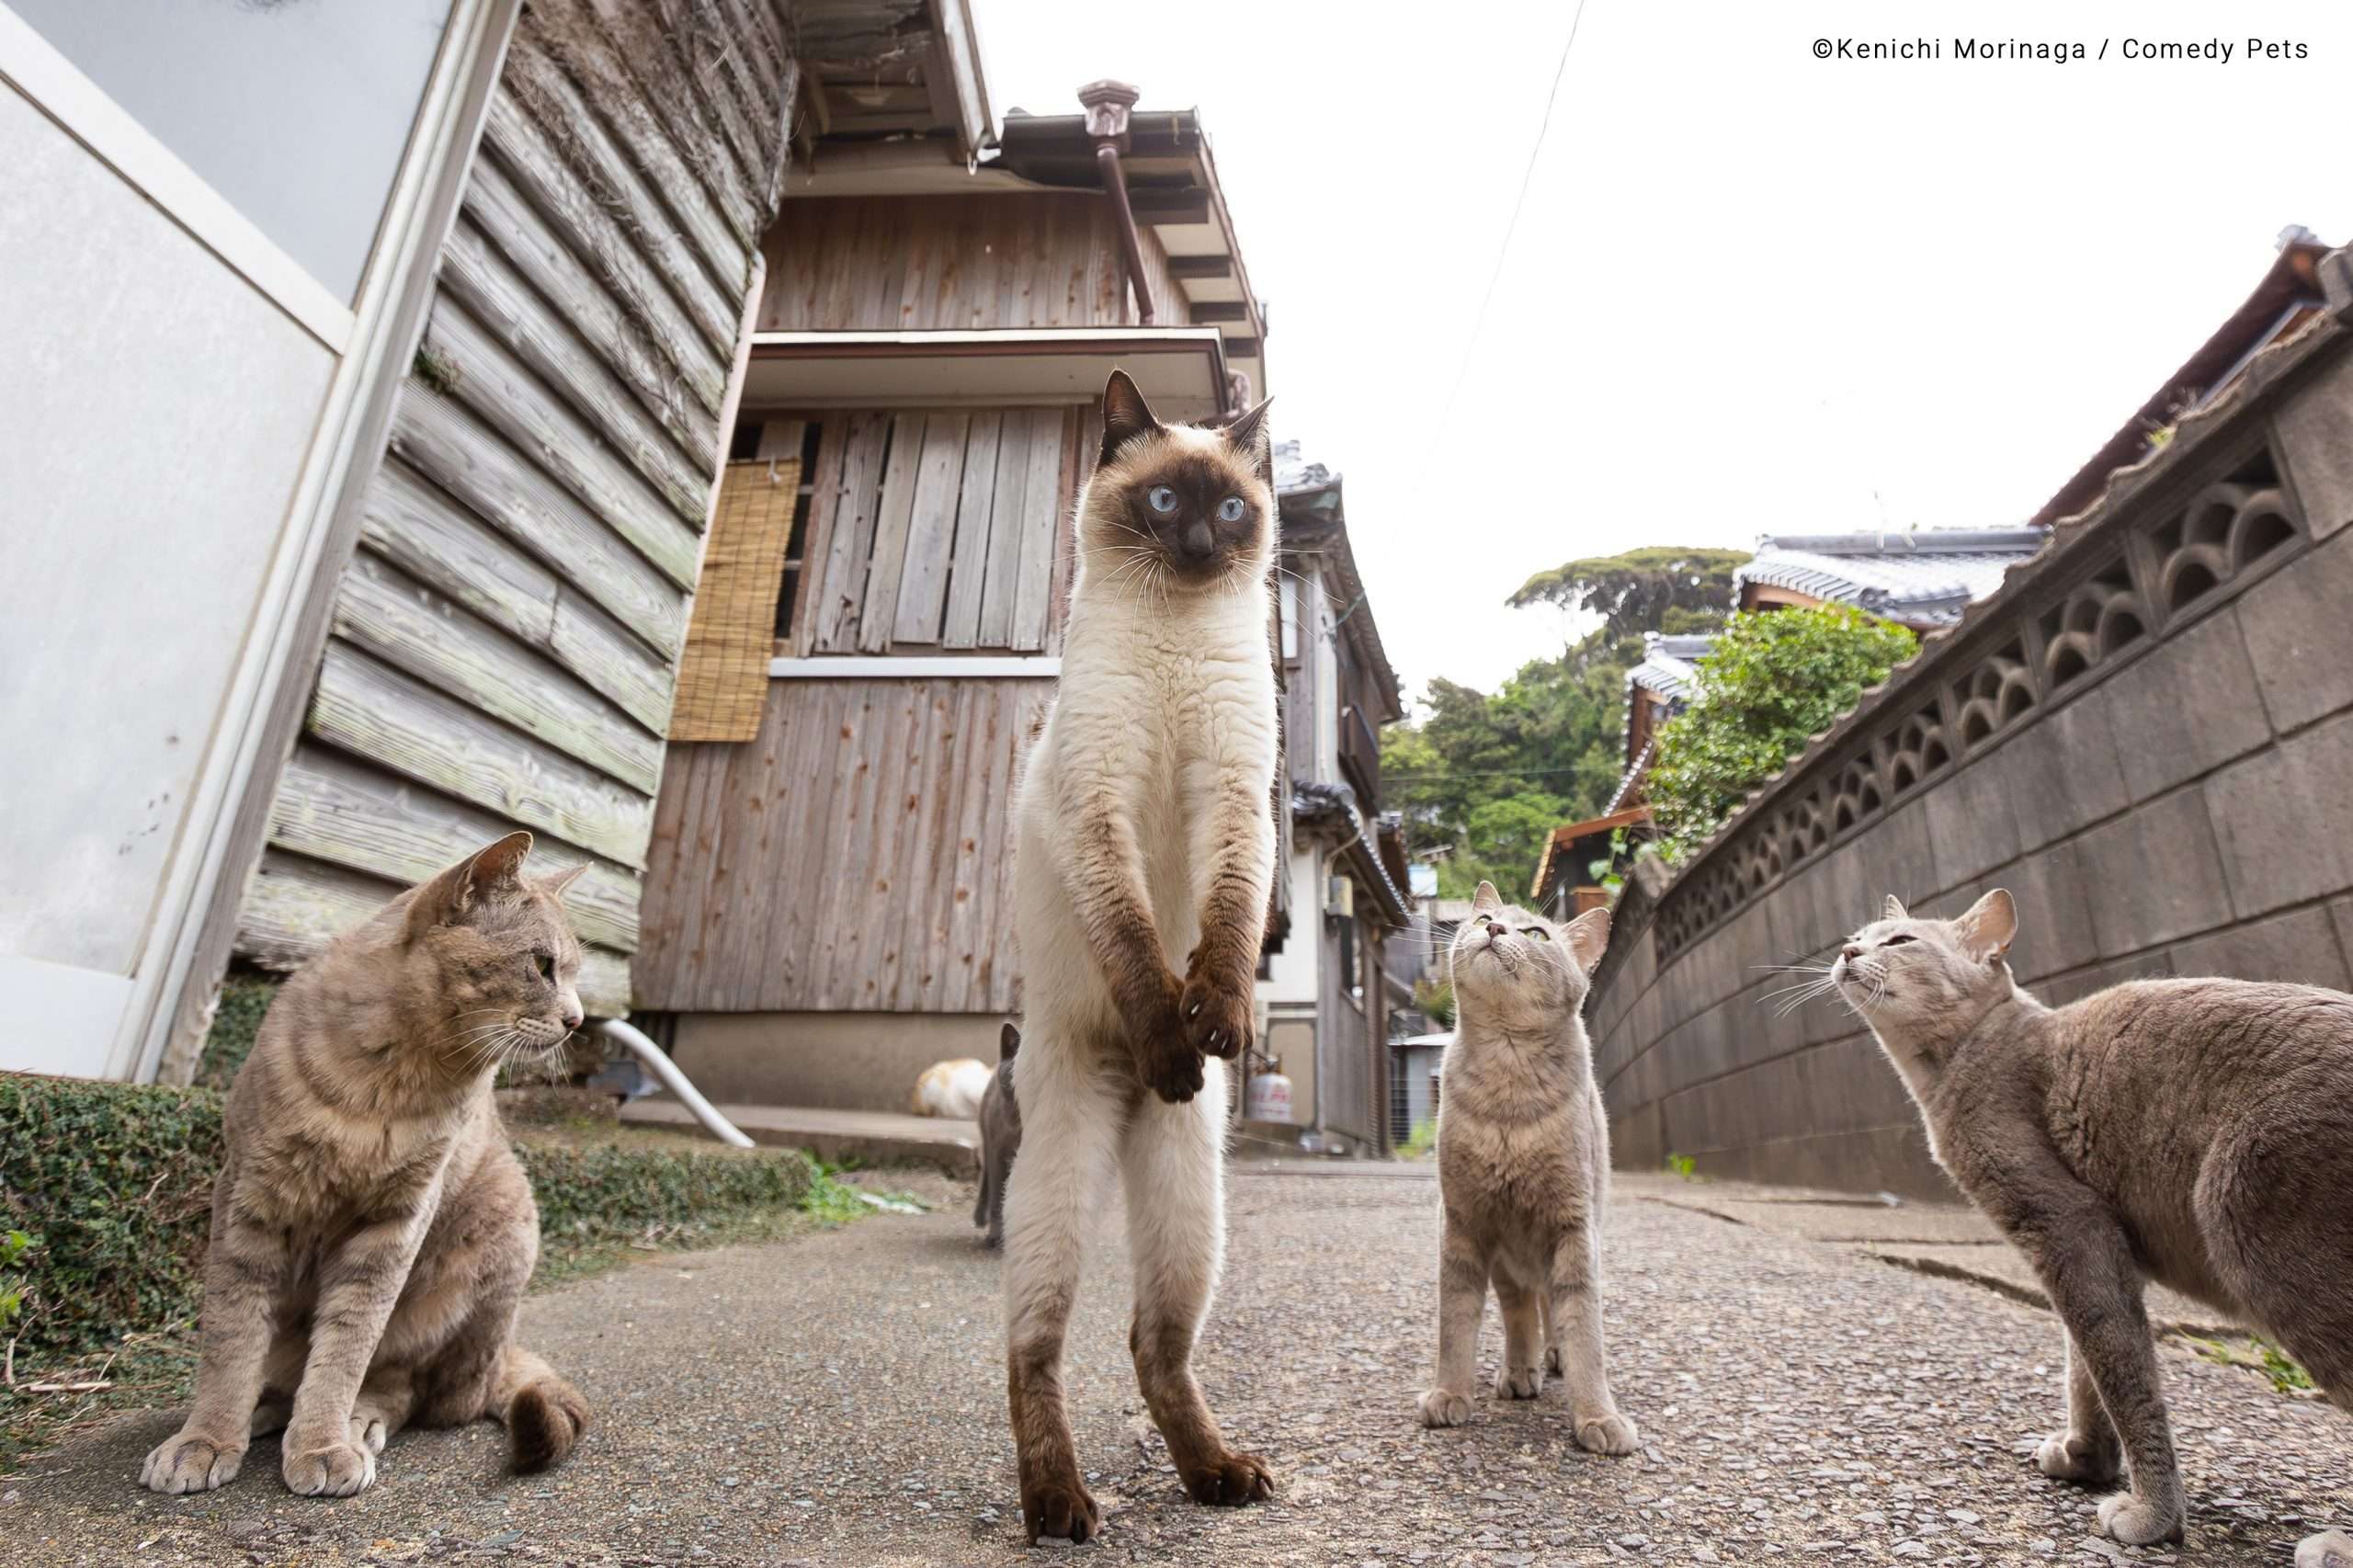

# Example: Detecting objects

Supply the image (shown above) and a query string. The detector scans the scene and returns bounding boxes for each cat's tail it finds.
[494,1345,591,1473]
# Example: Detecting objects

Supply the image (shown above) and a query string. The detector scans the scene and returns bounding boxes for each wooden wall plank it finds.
[855,413,926,653]
[358,459,674,733]
[974,409,1036,648]
[574,0,759,248]
[813,412,891,653]
[891,413,972,645]
[1010,414,1067,650]
[242,848,631,1015]
[390,392,688,661]
[308,642,654,867]
[938,410,1002,649]
[527,0,749,293]
[650,0,767,200]
[335,555,664,794]
[632,677,1046,1011]
[756,195,1130,332]
[787,417,843,655]
[426,301,703,578]
[462,155,714,473]
[502,28,740,358]
[269,750,642,951]
[439,217,710,525]
[479,97,729,418]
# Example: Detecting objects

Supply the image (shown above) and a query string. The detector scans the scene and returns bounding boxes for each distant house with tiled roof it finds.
[1733,528,2048,630]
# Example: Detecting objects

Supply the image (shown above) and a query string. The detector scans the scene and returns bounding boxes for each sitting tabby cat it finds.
[1418,881,1640,1457]
[1837,890,2353,1567]
[142,832,591,1497]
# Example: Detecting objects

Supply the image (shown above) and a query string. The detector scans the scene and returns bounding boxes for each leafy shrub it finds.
[0,1074,814,1363]
[195,974,278,1090]
[1411,976,1456,1029]
[1645,607,1916,861]
[1399,1120,1438,1160]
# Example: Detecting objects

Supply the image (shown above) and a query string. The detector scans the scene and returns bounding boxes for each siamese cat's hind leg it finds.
[1120,1060,1272,1506]
[1003,1036,1124,1543]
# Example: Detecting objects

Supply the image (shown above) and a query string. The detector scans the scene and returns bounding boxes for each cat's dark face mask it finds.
[1088,369,1275,587]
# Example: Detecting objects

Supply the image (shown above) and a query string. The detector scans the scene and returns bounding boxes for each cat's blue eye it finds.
[1522,926,1550,940]
[1148,485,1177,514]
[1217,496,1245,522]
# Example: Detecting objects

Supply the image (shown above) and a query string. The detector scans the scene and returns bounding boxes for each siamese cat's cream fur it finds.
[1000,370,1279,1543]
[1839,890,2353,1568]
[1418,881,1638,1456]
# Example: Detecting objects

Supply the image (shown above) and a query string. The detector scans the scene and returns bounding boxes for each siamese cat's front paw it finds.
[142,1430,245,1494]
[1179,967,1253,1061]
[1496,1365,1542,1400]
[2034,1429,2120,1484]
[1418,1388,1472,1427]
[2095,1491,2183,1545]
[1573,1408,1641,1456]
[1140,1031,1206,1103]
[283,1437,377,1497]
[1020,1473,1101,1544]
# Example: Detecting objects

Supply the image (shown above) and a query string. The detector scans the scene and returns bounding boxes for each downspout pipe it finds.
[1078,79,1154,326]
[595,1017,755,1149]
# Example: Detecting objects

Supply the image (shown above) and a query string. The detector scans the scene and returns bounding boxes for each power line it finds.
[1424,0,1593,457]
[1386,766,1603,783]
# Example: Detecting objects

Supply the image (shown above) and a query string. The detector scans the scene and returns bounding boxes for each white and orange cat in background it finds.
[909,1057,993,1119]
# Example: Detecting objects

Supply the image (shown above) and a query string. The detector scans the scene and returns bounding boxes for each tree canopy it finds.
[1507,547,1752,642]
[1643,606,1916,861]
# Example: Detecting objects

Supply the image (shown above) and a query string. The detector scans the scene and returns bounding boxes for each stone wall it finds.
[1586,312,2353,1199]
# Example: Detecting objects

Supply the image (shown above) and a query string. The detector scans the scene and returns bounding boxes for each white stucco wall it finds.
[1263,847,1323,1006]
[0,81,333,1041]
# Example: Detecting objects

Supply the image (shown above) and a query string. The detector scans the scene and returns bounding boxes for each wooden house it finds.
[1258,444,1411,1154]
[618,79,1276,1113]
[0,0,976,1083]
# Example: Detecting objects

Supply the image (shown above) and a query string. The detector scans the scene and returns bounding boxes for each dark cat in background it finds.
[974,1022,1022,1249]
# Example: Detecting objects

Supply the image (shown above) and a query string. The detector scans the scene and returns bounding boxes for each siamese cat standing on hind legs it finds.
[1001,369,1279,1544]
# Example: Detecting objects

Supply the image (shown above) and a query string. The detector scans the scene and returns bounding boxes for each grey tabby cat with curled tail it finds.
[1837,889,2353,1568]
[143,832,590,1497]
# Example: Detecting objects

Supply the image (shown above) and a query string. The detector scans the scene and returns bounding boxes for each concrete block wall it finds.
[1586,318,2353,1199]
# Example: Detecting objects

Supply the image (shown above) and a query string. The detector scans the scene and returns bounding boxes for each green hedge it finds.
[0,1074,813,1363]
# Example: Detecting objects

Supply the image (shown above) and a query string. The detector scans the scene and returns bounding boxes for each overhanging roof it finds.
[796,0,994,159]
[1734,529,2047,627]
[1529,806,1652,900]
[743,327,1229,418]
[1277,442,1402,722]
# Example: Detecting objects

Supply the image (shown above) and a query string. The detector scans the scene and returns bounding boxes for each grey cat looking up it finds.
[1836,889,2353,1568]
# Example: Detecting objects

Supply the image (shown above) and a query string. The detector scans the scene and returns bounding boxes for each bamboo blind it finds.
[669,458,800,741]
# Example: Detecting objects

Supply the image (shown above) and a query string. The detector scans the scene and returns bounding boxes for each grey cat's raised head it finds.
[1448,880,1609,1028]
[1078,369,1276,594]
[392,831,589,1063]
[1832,889,2017,1043]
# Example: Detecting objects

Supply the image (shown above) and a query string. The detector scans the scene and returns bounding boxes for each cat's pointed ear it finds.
[1882,894,1907,922]
[411,831,532,931]
[1953,888,2016,960]
[1564,905,1611,971]
[540,862,588,901]
[1222,394,1275,484]
[1098,369,1160,468]
[1471,881,1503,916]
[1000,1022,1020,1061]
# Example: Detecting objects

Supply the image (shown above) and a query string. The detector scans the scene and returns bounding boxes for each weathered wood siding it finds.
[235,0,798,1013]
[633,676,1052,1013]
[779,403,1098,656]
[756,194,1149,331]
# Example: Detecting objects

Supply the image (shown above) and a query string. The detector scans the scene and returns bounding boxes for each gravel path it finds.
[5,1165,2345,1566]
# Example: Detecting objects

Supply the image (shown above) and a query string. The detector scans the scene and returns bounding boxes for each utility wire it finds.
[1424,0,1593,457]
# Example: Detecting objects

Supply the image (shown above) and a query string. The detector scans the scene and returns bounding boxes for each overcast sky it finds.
[982,0,2353,702]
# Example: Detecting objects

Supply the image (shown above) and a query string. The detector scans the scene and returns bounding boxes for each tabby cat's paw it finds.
[1496,1366,1542,1400]
[2295,1528,2353,1568]
[142,1431,245,1494]
[283,1438,376,1497]
[2096,1491,2183,1545]
[1418,1388,1472,1427]
[1544,1345,1564,1379]
[2034,1429,2120,1484]
[349,1412,388,1458]
[1574,1409,1642,1456]
[1180,1449,1274,1506]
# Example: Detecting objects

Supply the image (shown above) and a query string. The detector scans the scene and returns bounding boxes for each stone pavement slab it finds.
[6,1165,2346,1566]
[621,1098,980,1176]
